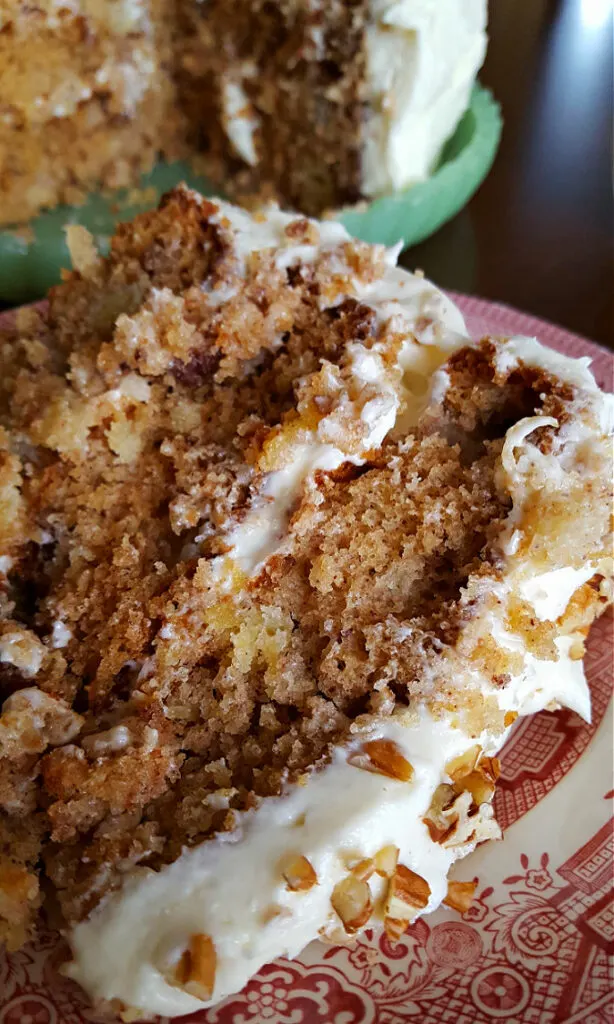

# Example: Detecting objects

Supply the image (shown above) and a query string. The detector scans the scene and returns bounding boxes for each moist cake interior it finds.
[0,1,487,223]
[0,188,611,966]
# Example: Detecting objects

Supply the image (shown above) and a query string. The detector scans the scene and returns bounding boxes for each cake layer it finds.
[178,0,488,213]
[0,190,611,1014]
[0,0,178,224]
[0,0,488,223]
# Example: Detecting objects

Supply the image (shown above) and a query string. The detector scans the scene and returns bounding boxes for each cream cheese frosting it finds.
[61,205,613,1017]
[361,0,488,195]
[65,592,595,1015]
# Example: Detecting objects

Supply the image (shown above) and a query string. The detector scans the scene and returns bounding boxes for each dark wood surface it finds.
[402,0,614,349]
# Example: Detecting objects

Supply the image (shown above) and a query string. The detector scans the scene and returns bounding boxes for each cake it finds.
[0,0,179,225]
[0,0,488,225]
[0,188,611,1017]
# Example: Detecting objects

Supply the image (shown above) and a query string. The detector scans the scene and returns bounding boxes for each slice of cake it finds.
[0,0,487,224]
[0,188,611,1016]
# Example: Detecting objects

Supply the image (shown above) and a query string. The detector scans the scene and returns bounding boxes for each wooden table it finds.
[402,0,614,350]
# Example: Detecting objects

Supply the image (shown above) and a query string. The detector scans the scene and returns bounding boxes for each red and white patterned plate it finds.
[1,297,612,1024]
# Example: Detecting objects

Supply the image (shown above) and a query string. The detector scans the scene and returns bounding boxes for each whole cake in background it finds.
[0,0,488,225]
[0,187,611,1017]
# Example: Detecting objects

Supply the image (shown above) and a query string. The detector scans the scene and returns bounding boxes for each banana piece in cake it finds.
[0,0,487,224]
[0,188,611,1016]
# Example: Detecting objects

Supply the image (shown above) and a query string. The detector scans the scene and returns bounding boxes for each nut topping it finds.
[453,769,495,806]
[331,874,372,933]
[385,864,431,922]
[348,738,414,782]
[445,745,482,782]
[443,879,477,914]
[383,916,409,942]
[374,844,399,878]
[282,854,318,891]
[175,933,216,1000]
[350,858,375,882]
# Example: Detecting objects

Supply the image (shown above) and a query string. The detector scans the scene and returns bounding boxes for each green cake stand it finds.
[0,84,501,304]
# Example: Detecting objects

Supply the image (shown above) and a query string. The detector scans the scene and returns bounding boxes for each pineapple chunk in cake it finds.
[0,188,611,1015]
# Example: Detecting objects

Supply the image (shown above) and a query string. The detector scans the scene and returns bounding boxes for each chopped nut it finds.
[443,880,477,914]
[383,916,409,943]
[454,769,495,806]
[478,756,501,784]
[348,738,414,782]
[374,844,399,878]
[451,753,500,807]
[504,711,518,727]
[385,864,431,923]
[331,874,372,933]
[569,638,586,660]
[351,858,375,882]
[445,745,482,782]
[282,854,318,892]
[176,933,216,1000]
[423,782,456,841]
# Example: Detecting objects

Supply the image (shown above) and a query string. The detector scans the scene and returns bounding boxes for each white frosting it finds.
[64,708,492,1014]
[362,0,488,195]
[210,200,349,265]
[519,565,599,622]
[66,625,590,1015]
[221,67,260,167]
[224,443,349,576]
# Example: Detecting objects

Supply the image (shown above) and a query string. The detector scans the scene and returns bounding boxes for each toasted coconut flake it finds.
[176,933,216,1000]
[348,738,414,782]
[445,744,481,782]
[443,879,477,914]
[331,874,372,933]
[385,864,431,922]
[282,854,318,892]
[374,844,399,878]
